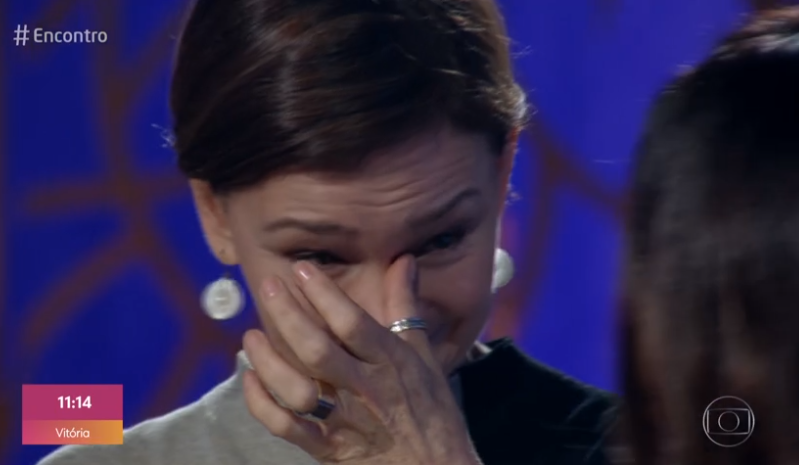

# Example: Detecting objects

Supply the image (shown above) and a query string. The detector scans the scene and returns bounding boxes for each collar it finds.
[456,338,615,465]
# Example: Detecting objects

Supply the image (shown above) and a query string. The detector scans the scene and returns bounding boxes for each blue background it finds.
[1,0,787,464]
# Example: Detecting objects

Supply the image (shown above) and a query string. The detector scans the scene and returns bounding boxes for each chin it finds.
[433,341,472,375]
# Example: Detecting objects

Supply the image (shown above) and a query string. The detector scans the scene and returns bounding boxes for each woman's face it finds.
[193,125,515,375]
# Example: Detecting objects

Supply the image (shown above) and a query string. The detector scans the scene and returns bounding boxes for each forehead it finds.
[235,127,496,221]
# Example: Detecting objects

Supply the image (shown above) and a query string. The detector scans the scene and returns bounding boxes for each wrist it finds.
[452,451,483,465]
[438,441,482,465]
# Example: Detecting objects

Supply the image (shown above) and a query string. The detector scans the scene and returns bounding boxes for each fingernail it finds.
[293,261,315,281]
[262,276,282,298]
[242,330,261,353]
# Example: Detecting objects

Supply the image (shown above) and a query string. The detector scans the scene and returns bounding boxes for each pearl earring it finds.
[491,248,514,292]
[201,273,245,320]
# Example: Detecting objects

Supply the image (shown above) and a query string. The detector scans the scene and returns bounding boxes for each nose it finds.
[338,265,393,327]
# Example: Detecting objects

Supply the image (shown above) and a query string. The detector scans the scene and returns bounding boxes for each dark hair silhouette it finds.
[170,0,527,193]
[620,7,799,465]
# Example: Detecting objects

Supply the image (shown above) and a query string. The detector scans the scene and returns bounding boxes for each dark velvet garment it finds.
[458,339,617,465]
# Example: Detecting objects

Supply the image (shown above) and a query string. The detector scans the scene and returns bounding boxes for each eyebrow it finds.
[261,218,359,236]
[261,187,482,236]
[406,187,482,227]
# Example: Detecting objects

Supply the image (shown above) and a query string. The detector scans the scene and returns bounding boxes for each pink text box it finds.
[22,385,123,421]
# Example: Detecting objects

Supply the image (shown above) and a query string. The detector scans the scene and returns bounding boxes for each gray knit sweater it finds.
[36,341,615,465]
[36,352,465,465]
[37,353,324,465]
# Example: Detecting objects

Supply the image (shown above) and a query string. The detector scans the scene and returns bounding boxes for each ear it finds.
[189,180,239,266]
[495,127,519,213]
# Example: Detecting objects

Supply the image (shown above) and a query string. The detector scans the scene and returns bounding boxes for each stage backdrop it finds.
[2,0,790,464]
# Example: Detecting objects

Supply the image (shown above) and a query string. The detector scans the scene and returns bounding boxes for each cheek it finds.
[420,242,495,324]
[234,245,333,375]
[229,226,297,306]
[421,245,495,373]
[233,242,284,304]
[237,248,323,321]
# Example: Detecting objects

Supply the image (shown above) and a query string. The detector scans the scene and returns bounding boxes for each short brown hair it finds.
[171,0,527,193]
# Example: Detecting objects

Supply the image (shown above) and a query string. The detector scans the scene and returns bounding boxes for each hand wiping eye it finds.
[241,256,481,465]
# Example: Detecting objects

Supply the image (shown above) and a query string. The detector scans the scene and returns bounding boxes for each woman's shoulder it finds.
[458,339,617,465]
[35,373,317,465]
[35,397,215,465]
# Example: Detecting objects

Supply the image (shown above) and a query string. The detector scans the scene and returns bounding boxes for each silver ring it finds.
[389,317,427,334]
[293,379,336,421]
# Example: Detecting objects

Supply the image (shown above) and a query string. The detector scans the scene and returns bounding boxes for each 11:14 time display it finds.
[58,396,92,409]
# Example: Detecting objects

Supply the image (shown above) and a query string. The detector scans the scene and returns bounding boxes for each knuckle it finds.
[336,312,369,342]
[267,413,296,439]
[244,392,277,428]
[289,381,319,413]
[301,339,333,370]
[243,395,263,420]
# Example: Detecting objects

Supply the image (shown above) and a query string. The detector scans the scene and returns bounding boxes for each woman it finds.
[620,7,799,464]
[38,0,614,464]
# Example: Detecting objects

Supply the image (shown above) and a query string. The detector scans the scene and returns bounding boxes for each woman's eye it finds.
[417,230,466,256]
[291,250,344,266]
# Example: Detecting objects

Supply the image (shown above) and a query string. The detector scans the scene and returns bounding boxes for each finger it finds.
[292,261,388,364]
[242,368,332,457]
[259,276,360,388]
[243,329,319,414]
[383,255,437,367]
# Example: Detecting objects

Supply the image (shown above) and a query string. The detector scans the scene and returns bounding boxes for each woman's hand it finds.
[241,256,482,465]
